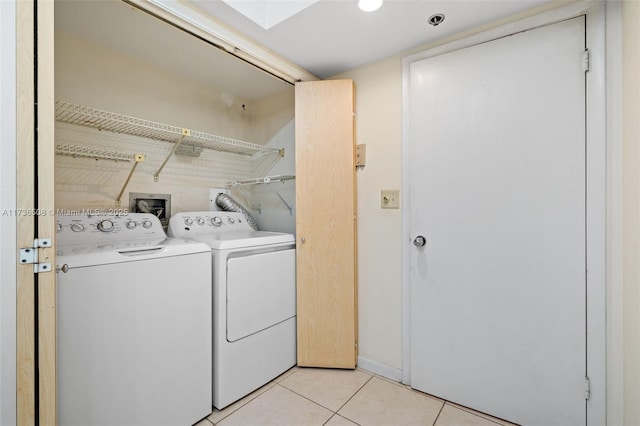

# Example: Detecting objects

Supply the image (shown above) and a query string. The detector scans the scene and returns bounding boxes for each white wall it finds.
[55,31,294,224]
[334,8,639,424]
[334,59,404,373]
[1,0,17,424]
[241,90,296,234]
[238,119,296,234]
[622,2,640,424]
[606,3,625,424]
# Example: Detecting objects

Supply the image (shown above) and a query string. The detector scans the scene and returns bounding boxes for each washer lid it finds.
[182,231,295,250]
[56,238,211,269]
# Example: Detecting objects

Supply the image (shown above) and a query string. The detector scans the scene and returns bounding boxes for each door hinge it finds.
[585,376,591,400]
[19,238,53,273]
[583,49,590,72]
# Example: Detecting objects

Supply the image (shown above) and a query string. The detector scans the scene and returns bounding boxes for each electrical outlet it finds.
[381,190,400,209]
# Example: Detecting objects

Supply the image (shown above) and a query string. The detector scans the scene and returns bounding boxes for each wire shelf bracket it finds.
[154,129,188,182]
[227,174,295,187]
[276,191,294,216]
[116,154,145,206]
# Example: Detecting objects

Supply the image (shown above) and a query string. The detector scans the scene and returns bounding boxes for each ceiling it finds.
[54,0,292,100]
[187,0,551,79]
[55,0,552,98]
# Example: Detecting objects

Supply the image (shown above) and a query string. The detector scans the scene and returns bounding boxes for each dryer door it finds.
[226,248,296,342]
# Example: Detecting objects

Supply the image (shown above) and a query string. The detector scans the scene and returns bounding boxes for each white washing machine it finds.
[56,213,212,426]
[168,211,296,409]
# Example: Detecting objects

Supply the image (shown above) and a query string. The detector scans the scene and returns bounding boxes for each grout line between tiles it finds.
[273,382,338,416]
[275,370,373,419]
[333,373,375,416]
[322,413,337,426]
[431,400,446,426]
[322,413,362,426]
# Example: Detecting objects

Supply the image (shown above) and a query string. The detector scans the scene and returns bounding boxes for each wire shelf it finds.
[55,143,134,162]
[227,174,295,186]
[55,101,282,156]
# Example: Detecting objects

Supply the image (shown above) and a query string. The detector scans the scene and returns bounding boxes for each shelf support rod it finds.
[116,154,145,206]
[154,128,190,182]
[276,191,293,216]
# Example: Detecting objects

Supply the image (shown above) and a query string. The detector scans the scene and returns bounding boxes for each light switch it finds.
[381,190,399,209]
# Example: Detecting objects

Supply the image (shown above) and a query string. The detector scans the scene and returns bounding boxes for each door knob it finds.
[413,236,426,247]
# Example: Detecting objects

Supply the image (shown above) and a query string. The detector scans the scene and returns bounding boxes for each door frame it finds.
[401,2,606,424]
[1,0,18,423]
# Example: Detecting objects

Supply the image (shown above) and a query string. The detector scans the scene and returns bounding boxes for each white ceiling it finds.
[55,0,552,97]
[187,0,551,79]
[54,0,292,100]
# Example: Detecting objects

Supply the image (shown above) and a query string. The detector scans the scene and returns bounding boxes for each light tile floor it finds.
[194,367,516,426]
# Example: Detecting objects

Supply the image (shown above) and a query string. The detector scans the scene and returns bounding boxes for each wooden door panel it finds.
[295,80,357,368]
[36,0,56,422]
[16,1,36,423]
[16,1,56,423]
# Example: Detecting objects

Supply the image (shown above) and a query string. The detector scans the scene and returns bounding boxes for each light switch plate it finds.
[356,144,367,167]
[381,190,400,209]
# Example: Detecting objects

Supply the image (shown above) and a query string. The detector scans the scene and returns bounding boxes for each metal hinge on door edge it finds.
[583,49,590,72]
[19,238,52,273]
[585,376,591,400]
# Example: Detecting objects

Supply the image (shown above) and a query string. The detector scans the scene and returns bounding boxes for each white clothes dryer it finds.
[168,211,296,409]
[56,213,212,426]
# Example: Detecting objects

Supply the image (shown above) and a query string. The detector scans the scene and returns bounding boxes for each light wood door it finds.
[295,80,357,368]
[408,17,586,424]
[16,2,36,422]
[16,0,56,424]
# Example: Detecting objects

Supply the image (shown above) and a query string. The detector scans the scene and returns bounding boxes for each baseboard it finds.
[357,356,403,383]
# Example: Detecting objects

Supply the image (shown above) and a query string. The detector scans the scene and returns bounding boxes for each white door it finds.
[409,17,586,425]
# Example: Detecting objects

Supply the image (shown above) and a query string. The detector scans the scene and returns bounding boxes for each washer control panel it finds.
[56,213,165,245]
[168,211,252,238]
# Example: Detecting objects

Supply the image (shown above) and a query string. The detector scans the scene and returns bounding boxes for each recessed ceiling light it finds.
[358,0,383,12]
[428,13,445,26]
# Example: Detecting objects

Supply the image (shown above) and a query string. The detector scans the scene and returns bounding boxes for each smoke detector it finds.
[428,13,445,26]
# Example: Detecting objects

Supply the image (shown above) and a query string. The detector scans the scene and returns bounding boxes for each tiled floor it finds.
[194,367,516,426]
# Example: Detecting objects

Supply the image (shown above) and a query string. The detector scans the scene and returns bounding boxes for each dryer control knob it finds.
[97,220,114,232]
[196,217,205,225]
[212,217,222,227]
[70,223,85,233]
[184,218,194,226]
[142,220,153,229]
[228,217,235,224]
[126,221,137,230]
